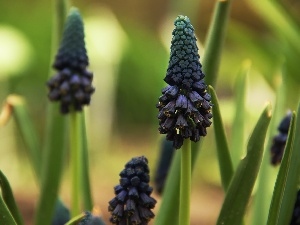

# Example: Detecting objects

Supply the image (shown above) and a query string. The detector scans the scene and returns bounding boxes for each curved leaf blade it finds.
[217,104,272,225]
[0,171,23,225]
[0,196,17,225]
[268,102,300,225]
[209,86,233,191]
[231,62,250,168]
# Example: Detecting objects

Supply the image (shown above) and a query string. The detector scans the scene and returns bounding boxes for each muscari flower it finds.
[156,15,212,149]
[108,156,156,225]
[270,111,292,165]
[47,8,95,114]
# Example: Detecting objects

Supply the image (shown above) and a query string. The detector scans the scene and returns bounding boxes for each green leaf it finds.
[267,111,295,225]
[231,62,249,168]
[7,95,41,179]
[268,102,300,225]
[34,1,69,224]
[247,0,300,55]
[216,104,272,225]
[209,86,233,191]
[154,150,181,225]
[34,104,68,225]
[203,0,233,87]
[64,213,85,225]
[0,196,17,225]
[250,71,286,225]
[0,170,24,225]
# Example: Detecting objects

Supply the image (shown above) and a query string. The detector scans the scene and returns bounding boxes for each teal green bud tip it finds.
[54,7,88,71]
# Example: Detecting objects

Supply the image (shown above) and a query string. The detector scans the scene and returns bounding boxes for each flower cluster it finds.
[157,15,212,149]
[270,111,292,165]
[108,156,156,225]
[47,9,95,114]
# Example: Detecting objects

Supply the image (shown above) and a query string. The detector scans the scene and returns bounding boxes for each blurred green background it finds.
[0,0,300,224]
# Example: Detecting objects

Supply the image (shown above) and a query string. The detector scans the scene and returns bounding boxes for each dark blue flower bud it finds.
[108,156,156,224]
[157,15,212,149]
[138,206,155,222]
[47,8,95,114]
[125,199,136,215]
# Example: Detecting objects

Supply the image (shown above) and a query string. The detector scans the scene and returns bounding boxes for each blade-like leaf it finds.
[250,71,286,225]
[209,86,233,191]
[34,1,69,224]
[34,104,68,225]
[64,213,85,225]
[203,0,233,87]
[268,102,300,225]
[0,196,17,225]
[154,150,181,225]
[7,95,41,178]
[231,62,250,168]
[0,170,24,225]
[267,112,296,225]
[217,104,272,225]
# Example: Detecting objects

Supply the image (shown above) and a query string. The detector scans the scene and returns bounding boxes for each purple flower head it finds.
[108,156,156,225]
[47,8,95,114]
[157,15,212,149]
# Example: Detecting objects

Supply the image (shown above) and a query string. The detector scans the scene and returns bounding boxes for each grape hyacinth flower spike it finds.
[108,156,156,225]
[270,111,292,165]
[157,15,212,149]
[47,8,95,114]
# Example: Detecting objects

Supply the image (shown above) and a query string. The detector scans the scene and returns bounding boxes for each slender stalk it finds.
[81,114,93,211]
[70,111,82,217]
[179,140,191,225]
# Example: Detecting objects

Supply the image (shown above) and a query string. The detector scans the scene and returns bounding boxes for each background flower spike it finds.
[270,111,292,165]
[108,156,156,225]
[157,15,212,149]
[47,7,95,114]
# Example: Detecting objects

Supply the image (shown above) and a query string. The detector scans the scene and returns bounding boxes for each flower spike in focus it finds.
[108,156,156,225]
[47,8,95,114]
[157,15,212,149]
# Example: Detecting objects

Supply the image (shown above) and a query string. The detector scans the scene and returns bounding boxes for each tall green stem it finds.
[70,111,82,217]
[179,140,191,225]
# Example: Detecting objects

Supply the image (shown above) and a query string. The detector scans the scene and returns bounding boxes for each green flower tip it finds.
[55,7,87,71]
[174,15,191,26]
[47,8,95,114]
